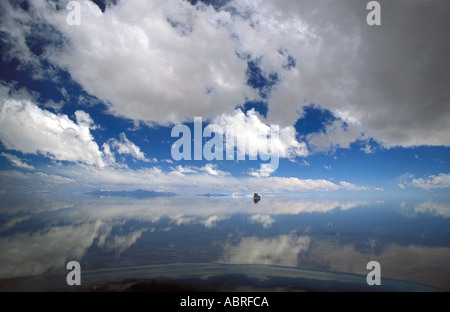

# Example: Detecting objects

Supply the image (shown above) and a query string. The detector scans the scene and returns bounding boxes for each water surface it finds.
[0,194,449,291]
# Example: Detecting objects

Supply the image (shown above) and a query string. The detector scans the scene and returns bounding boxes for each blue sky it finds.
[0,0,449,198]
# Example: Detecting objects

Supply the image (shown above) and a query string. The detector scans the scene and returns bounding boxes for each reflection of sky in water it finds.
[0,195,449,291]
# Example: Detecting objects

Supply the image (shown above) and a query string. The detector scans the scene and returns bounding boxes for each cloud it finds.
[199,163,230,176]
[361,143,376,154]
[0,88,150,168]
[3,0,449,153]
[237,0,450,149]
[396,172,450,191]
[249,214,275,228]
[339,181,371,191]
[43,0,256,125]
[0,94,105,167]
[0,221,102,278]
[306,120,363,154]
[1,153,35,170]
[0,82,375,196]
[107,132,147,162]
[214,109,308,160]
[3,197,448,290]
[307,238,450,291]
[170,165,198,175]
[0,170,75,195]
[170,164,230,177]
[247,163,276,178]
[220,235,311,267]
[413,201,450,219]
[411,173,450,190]
[3,191,376,220]
[0,161,373,196]
[97,229,148,257]
[74,110,96,128]
[0,195,375,281]
[0,1,60,80]
[397,172,414,190]
[202,215,230,228]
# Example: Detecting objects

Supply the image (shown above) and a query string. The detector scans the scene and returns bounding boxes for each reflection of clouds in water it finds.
[169,214,230,228]
[413,201,450,218]
[0,195,374,226]
[202,215,229,228]
[0,216,31,232]
[52,197,373,229]
[249,214,274,228]
[0,193,79,215]
[306,239,450,291]
[220,235,311,267]
[0,197,395,279]
[97,229,148,257]
[1,196,449,288]
[0,220,102,278]
[89,220,155,256]
[250,199,371,215]
[0,214,149,278]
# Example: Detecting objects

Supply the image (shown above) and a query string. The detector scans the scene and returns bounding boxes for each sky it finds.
[0,0,449,198]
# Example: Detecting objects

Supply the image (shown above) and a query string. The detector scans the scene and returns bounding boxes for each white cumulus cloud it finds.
[2,0,449,152]
[214,109,308,160]
[411,173,450,190]
[107,132,148,162]
[0,96,105,167]
[44,0,257,126]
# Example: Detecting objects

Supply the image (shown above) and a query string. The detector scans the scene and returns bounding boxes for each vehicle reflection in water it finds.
[0,195,449,291]
[253,193,261,204]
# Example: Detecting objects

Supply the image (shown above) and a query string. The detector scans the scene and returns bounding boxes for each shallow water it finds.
[0,194,449,291]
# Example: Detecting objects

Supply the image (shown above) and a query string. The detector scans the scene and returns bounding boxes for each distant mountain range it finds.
[197,193,229,198]
[86,189,176,198]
